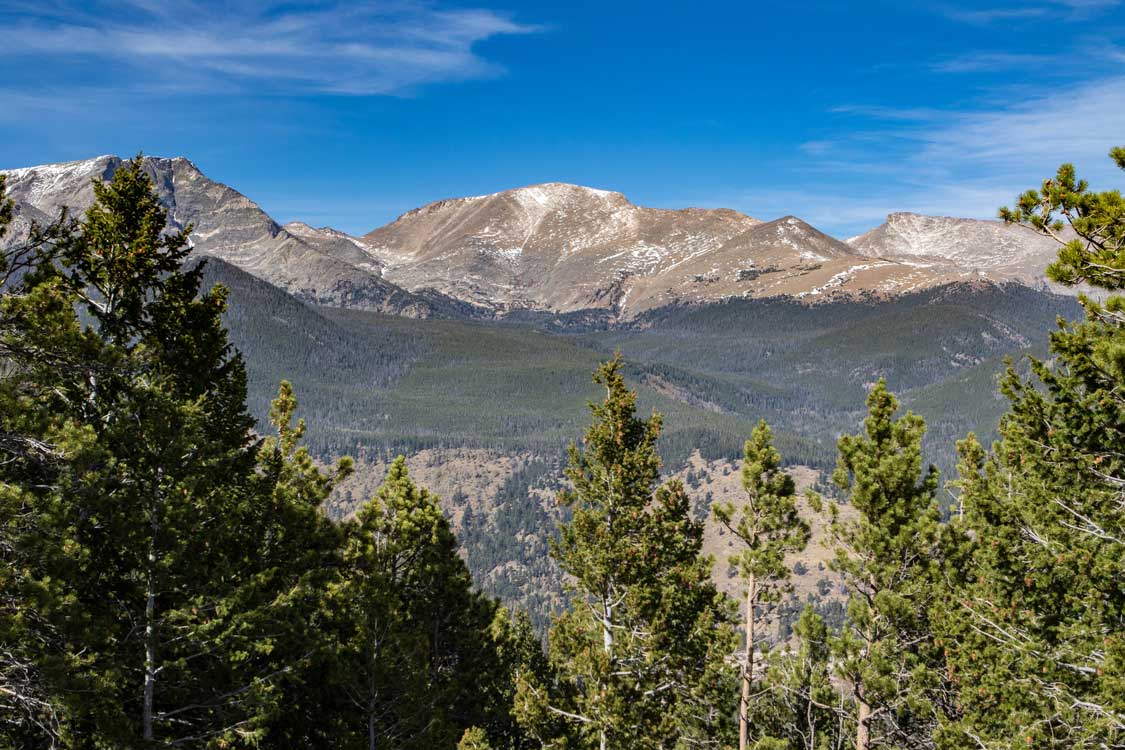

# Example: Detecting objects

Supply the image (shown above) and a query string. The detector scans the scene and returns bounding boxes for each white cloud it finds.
[937,0,1120,23]
[916,76,1125,179]
[798,140,834,156]
[735,76,1125,237]
[0,1,540,95]
[930,51,1057,73]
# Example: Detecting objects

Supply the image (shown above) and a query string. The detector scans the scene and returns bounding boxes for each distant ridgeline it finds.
[203,255,1077,480]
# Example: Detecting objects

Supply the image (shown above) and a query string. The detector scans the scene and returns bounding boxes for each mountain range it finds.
[0,154,1083,630]
[1,154,1067,318]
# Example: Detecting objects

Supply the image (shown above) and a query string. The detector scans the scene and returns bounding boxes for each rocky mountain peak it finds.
[847,211,1064,287]
[3,154,1075,319]
[0,155,469,318]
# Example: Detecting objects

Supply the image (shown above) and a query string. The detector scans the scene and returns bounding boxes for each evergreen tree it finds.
[1000,146,1125,290]
[1,157,530,749]
[460,726,495,750]
[827,381,945,750]
[323,456,501,750]
[524,356,733,750]
[484,607,555,750]
[0,173,69,748]
[938,147,1125,749]
[0,157,336,747]
[713,420,810,750]
[235,381,353,746]
[754,606,849,750]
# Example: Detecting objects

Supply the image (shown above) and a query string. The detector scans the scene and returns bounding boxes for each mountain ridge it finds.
[1,154,1070,318]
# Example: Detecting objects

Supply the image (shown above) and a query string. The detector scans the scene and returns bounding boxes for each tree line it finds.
[1,149,1122,749]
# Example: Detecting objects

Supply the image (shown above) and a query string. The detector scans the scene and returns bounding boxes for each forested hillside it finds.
[207,252,1078,478]
[203,252,1079,631]
[2,151,1122,750]
[201,248,1079,628]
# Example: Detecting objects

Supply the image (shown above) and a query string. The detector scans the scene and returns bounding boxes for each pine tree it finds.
[482,607,554,750]
[460,726,495,750]
[1000,146,1125,291]
[713,420,810,750]
[827,380,945,750]
[233,380,353,746]
[938,147,1125,749]
[754,606,849,750]
[323,456,500,750]
[0,173,68,748]
[0,157,325,746]
[524,355,733,750]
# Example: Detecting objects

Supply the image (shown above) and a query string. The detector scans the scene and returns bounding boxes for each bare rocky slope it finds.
[0,155,467,316]
[2,155,1071,319]
[847,211,1065,289]
[357,184,998,315]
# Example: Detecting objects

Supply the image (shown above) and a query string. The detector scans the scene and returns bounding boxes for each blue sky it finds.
[1,0,1124,237]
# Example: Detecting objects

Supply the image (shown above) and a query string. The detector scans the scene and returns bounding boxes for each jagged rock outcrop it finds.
[3,157,1069,318]
[0,155,468,317]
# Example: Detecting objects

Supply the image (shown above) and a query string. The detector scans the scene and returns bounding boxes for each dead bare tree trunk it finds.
[600,592,613,750]
[739,574,756,750]
[854,686,871,750]
[142,487,159,742]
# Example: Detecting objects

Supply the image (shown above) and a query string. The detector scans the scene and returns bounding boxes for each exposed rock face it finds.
[356,188,994,314]
[3,156,1069,319]
[847,212,1064,288]
[360,183,762,313]
[0,155,464,317]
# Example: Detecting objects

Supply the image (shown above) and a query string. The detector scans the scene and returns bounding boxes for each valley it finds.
[3,154,1082,635]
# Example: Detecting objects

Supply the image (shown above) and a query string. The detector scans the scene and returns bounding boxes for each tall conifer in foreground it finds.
[1,156,532,749]
[523,356,733,750]
[828,381,945,750]
[0,172,68,747]
[713,420,810,750]
[0,158,354,747]
[938,147,1125,749]
[323,456,503,750]
[0,157,278,745]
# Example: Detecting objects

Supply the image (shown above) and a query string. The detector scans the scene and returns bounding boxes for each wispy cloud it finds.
[740,76,1125,236]
[939,6,1048,24]
[937,0,1120,24]
[798,140,834,156]
[915,77,1125,178]
[1,1,540,95]
[930,51,1057,73]
[828,105,944,122]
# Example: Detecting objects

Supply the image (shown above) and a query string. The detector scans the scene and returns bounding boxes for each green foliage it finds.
[828,381,947,749]
[0,155,287,747]
[525,356,735,750]
[210,270,1074,632]
[315,456,506,749]
[53,156,195,344]
[713,421,810,750]
[933,144,1125,750]
[0,159,526,750]
[4,145,1122,750]
[715,421,810,600]
[460,726,494,750]
[208,262,1075,486]
[462,456,565,633]
[1001,146,1125,290]
[753,606,849,750]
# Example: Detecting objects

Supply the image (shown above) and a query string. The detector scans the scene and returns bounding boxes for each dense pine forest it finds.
[2,148,1123,750]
